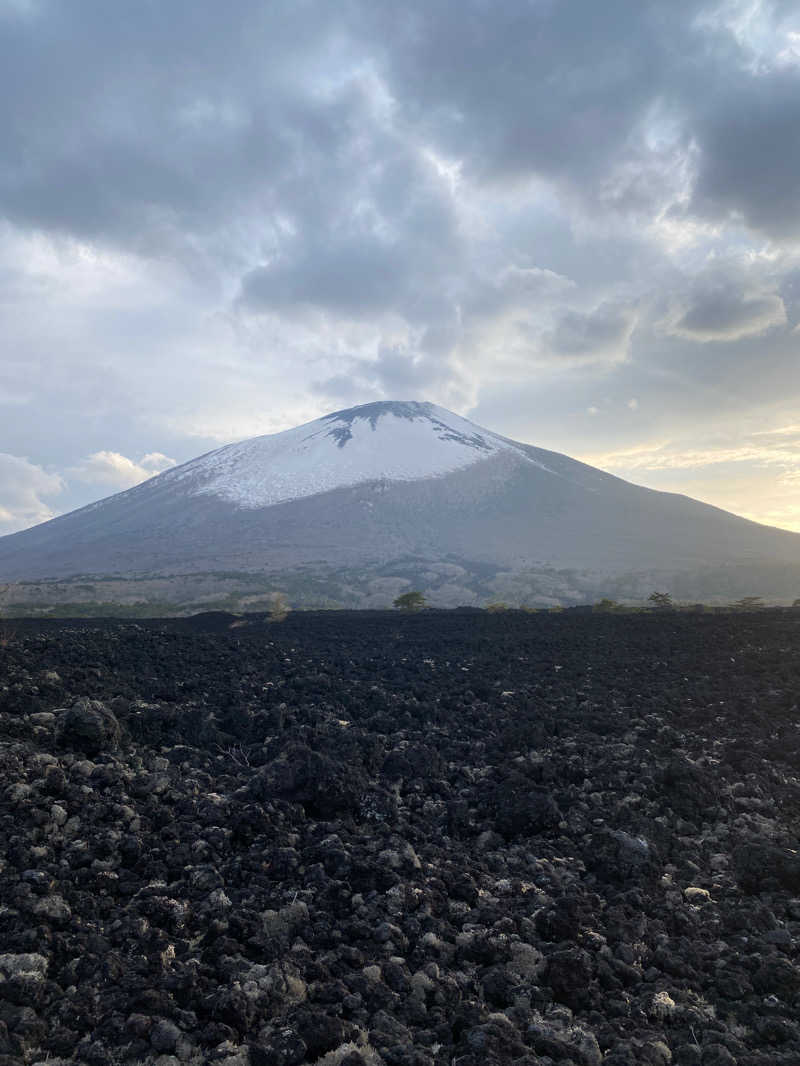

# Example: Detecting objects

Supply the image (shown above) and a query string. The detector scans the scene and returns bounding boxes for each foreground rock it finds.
[54,697,122,755]
[1,609,800,1064]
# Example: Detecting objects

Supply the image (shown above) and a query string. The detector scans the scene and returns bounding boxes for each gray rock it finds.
[29,712,55,726]
[32,895,71,925]
[150,1018,181,1053]
[55,698,121,755]
[764,928,793,947]
[702,1044,736,1066]
[0,954,48,978]
[734,843,800,894]
[589,828,660,883]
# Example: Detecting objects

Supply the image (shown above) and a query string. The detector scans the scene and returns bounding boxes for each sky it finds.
[2,0,800,534]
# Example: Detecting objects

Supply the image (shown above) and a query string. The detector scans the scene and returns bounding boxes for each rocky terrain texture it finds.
[1,608,800,1065]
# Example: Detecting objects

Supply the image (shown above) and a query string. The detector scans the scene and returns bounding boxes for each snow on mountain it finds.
[166,400,543,509]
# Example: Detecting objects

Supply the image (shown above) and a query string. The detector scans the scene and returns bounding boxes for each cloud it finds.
[2,0,800,534]
[585,437,800,474]
[665,287,787,342]
[655,254,790,346]
[0,2,351,254]
[237,107,464,333]
[689,67,800,240]
[311,342,473,411]
[752,423,800,437]
[539,303,637,364]
[0,0,705,266]
[467,266,575,317]
[0,453,63,534]
[366,0,706,201]
[0,1,794,279]
[68,451,175,490]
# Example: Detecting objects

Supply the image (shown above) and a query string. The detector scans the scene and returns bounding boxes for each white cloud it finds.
[139,452,176,472]
[68,451,176,489]
[583,438,800,473]
[0,453,63,535]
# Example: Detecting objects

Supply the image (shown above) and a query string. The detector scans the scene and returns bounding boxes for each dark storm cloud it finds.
[1,0,796,325]
[362,0,705,191]
[0,0,781,263]
[0,1,352,249]
[689,68,800,240]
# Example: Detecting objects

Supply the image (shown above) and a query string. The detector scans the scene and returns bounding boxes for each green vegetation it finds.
[730,596,764,611]
[393,590,427,611]
[0,600,184,619]
[648,591,674,610]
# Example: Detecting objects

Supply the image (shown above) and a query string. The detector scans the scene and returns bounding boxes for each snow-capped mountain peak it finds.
[166,400,537,509]
[4,399,800,608]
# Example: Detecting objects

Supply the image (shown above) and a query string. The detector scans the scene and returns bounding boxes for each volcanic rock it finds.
[54,698,121,755]
[0,610,799,1063]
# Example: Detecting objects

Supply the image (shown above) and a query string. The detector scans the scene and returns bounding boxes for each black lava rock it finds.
[54,698,121,754]
[1,610,800,1064]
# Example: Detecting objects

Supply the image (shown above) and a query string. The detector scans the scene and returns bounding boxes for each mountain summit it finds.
[166,401,540,509]
[3,400,800,608]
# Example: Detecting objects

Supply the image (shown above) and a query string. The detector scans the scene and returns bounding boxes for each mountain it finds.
[3,400,800,609]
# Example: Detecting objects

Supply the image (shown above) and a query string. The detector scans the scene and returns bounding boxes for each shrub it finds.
[648,591,674,610]
[730,596,764,611]
[393,590,426,611]
[268,592,290,622]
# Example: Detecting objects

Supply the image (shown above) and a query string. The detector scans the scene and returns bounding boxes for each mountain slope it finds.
[2,400,800,605]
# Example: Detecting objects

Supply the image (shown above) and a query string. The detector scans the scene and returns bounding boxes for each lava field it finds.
[2,609,800,1066]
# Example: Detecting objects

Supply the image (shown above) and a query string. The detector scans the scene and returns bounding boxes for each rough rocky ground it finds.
[1,609,800,1066]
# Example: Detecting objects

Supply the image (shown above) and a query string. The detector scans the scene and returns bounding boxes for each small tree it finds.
[730,596,764,611]
[792,598,800,609]
[648,591,674,610]
[486,602,510,613]
[593,598,618,613]
[393,590,426,611]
